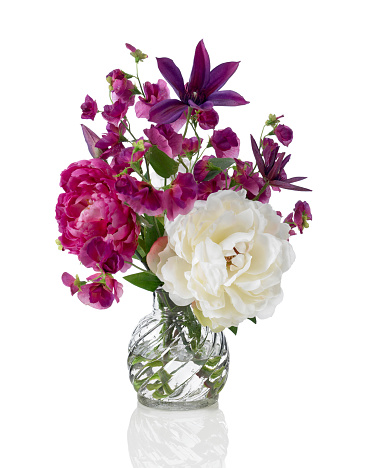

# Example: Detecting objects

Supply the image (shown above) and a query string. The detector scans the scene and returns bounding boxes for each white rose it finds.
[147,190,295,332]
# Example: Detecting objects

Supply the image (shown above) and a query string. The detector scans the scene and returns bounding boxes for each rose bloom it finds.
[148,190,295,332]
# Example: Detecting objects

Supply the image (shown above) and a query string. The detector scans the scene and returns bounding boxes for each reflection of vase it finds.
[128,288,230,410]
[128,403,228,468]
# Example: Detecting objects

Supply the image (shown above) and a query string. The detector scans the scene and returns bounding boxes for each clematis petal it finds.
[188,40,211,92]
[149,99,188,124]
[205,61,240,95]
[187,99,214,111]
[209,90,249,106]
[250,135,266,177]
[156,58,185,97]
[270,180,311,191]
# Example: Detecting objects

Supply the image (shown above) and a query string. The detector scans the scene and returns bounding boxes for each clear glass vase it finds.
[127,288,230,410]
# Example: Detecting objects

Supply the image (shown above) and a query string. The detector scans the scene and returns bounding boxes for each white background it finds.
[1,0,364,466]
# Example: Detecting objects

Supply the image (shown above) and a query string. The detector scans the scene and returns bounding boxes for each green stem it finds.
[253,181,270,201]
[121,119,137,141]
[154,217,162,237]
[136,62,145,98]
[124,261,147,272]
[182,107,192,139]
[259,125,266,150]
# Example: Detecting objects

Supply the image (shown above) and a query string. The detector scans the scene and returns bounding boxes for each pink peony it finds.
[135,80,170,119]
[144,124,183,158]
[56,159,140,268]
[163,173,198,221]
[211,127,240,158]
[81,95,98,120]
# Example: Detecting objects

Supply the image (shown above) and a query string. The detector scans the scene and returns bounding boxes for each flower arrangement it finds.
[56,40,312,334]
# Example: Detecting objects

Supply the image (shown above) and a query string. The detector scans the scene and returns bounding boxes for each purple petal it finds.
[250,135,266,176]
[205,62,240,95]
[208,90,249,106]
[284,176,307,183]
[270,180,311,191]
[156,58,185,97]
[267,152,285,180]
[81,124,103,158]
[188,40,210,91]
[187,99,214,111]
[149,99,188,124]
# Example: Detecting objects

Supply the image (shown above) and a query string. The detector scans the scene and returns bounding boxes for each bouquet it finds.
[56,40,312,335]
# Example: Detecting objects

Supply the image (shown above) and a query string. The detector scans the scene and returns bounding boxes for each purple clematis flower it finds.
[149,40,249,124]
[250,135,311,192]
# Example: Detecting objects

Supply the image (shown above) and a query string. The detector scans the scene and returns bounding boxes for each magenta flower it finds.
[232,160,271,203]
[77,274,123,309]
[79,237,125,274]
[182,137,200,156]
[197,108,219,130]
[102,100,129,126]
[197,174,227,201]
[149,40,249,124]
[56,159,140,264]
[110,144,145,175]
[193,155,214,182]
[251,135,311,192]
[144,124,183,158]
[106,69,135,105]
[95,121,127,160]
[135,80,170,119]
[115,174,165,216]
[163,173,198,221]
[293,200,312,233]
[211,127,240,158]
[62,272,80,295]
[275,124,293,147]
[81,95,98,120]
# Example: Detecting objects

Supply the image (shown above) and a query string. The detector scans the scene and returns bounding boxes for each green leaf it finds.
[203,170,221,181]
[123,271,162,292]
[209,157,235,170]
[248,317,257,324]
[145,145,179,178]
[229,326,238,335]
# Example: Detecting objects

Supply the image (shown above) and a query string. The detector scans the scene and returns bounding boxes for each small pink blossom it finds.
[135,80,170,119]
[102,100,129,126]
[193,155,214,182]
[144,124,183,158]
[275,124,293,147]
[211,128,240,158]
[61,272,80,295]
[197,108,219,130]
[182,137,200,155]
[77,274,123,309]
[81,95,98,120]
[115,175,165,216]
[293,200,312,233]
[197,173,227,201]
[232,160,271,203]
[106,69,135,105]
[164,173,198,221]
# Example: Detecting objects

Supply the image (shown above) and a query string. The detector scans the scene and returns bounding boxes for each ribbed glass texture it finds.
[128,288,229,410]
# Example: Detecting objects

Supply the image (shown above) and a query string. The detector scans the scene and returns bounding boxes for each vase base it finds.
[137,394,219,411]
